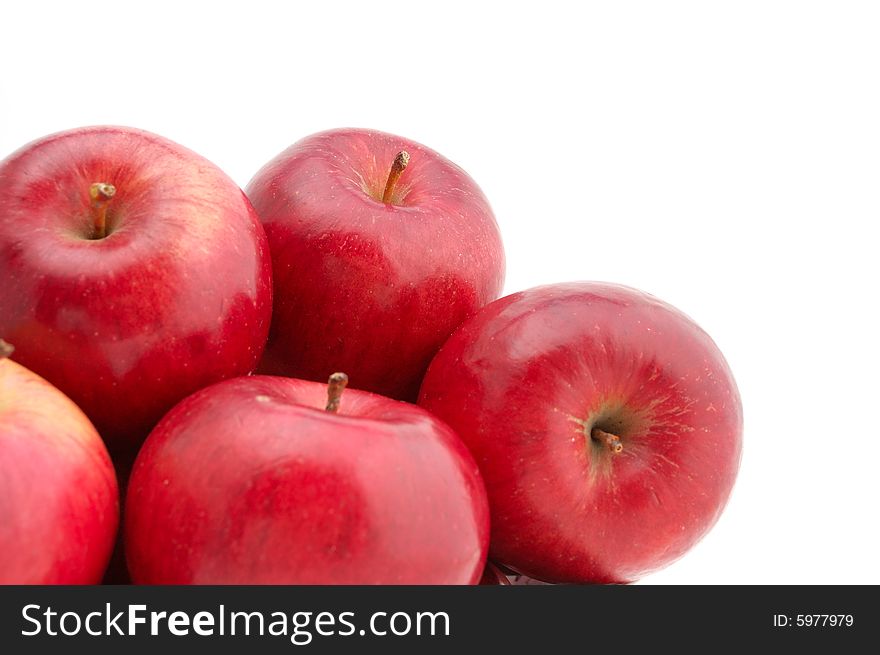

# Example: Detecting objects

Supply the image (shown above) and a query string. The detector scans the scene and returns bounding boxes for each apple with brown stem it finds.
[0,126,273,462]
[420,282,743,583]
[125,372,490,584]
[246,128,505,402]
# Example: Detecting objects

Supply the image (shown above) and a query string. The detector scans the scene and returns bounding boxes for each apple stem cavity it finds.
[0,339,13,360]
[381,151,410,204]
[89,182,116,239]
[591,427,624,454]
[325,372,349,413]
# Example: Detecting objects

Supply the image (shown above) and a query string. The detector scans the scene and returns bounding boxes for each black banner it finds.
[0,586,872,653]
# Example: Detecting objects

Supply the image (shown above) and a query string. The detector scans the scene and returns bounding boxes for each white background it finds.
[2,1,878,584]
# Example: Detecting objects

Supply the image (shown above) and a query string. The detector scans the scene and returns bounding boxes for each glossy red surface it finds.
[125,375,489,584]
[0,357,118,583]
[0,126,273,457]
[246,128,504,401]
[419,283,743,583]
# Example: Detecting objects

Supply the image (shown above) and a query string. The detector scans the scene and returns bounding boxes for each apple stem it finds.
[325,372,349,413]
[89,182,116,239]
[381,151,410,204]
[0,339,13,360]
[591,427,624,454]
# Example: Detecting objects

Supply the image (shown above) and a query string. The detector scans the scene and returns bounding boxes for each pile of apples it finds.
[0,126,742,585]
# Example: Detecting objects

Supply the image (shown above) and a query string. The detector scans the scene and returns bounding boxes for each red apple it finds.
[125,373,489,584]
[0,340,118,583]
[419,283,743,583]
[0,126,273,461]
[246,128,505,402]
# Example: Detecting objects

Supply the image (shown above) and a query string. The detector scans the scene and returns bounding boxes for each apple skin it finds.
[419,282,743,584]
[0,349,119,583]
[125,375,490,584]
[246,128,505,402]
[0,126,273,459]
